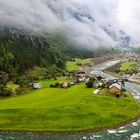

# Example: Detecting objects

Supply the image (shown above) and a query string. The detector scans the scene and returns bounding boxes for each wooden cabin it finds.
[109,83,122,97]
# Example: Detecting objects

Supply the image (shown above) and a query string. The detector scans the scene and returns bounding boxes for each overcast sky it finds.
[0,0,140,48]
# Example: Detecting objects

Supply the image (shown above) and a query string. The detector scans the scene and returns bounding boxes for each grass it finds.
[0,83,139,132]
[66,58,92,71]
[40,77,70,88]
[105,61,140,76]
[120,61,140,71]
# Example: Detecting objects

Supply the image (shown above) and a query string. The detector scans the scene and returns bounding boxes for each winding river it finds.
[1,60,140,140]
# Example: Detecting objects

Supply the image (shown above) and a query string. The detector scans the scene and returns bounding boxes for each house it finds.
[109,83,122,96]
[62,82,69,88]
[123,74,130,79]
[70,82,75,85]
[108,79,118,85]
[96,76,104,81]
[85,78,90,83]
[93,89,100,94]
[75,70,86,78]
[79,77,86,82]
[33,83,42,89]
[95,82,103,88]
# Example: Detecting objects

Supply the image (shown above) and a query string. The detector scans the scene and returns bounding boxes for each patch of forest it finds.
[0,27,119,96]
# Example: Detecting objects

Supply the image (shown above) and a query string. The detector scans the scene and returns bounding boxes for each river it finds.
[1,60,140,140]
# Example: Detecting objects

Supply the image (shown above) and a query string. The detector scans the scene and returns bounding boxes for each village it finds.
[0,56,140,136]
[33,67,125,98]
[32,53,140,98]
[31,54,140,98]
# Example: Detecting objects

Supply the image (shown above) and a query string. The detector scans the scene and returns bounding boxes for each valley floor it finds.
[0,83,140,132]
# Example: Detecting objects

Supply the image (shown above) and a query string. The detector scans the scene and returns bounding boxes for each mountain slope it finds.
[0,28,94,76]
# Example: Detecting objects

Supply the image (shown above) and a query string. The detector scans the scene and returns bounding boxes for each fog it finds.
[0,0,140,48]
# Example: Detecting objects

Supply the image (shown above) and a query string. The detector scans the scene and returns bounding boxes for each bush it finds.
[86,81,93,88]
[55,82,60,87]
[76,63,82,66]
[123,93,129,97]
[15,86,31,95]
[121,88,126,92]
[0,87,13,97]
[85,77,96,88]
[49,84,56,88]
[100,83,109,89]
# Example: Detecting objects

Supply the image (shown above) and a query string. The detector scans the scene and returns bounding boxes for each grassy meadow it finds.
[105,61,140,76]
[66,58,92,71]
[0,83,139,132]
[120,61,140,71]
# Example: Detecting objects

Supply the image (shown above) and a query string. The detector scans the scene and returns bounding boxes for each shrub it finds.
[86,81,93,88]
[55,82,60,87]
[123,93,129,97]
[76,63,82,66]
[1,87,13,97]
[86,77,96,88]
[15,86,31,95]
[121,88,126,92]
[49,84,56,88]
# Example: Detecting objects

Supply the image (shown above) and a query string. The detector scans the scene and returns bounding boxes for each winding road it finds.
[91,60,140,103]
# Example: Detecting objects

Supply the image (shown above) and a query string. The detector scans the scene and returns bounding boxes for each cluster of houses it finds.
[128,57,140,62]
[124,52,140,62]
[73,69,123,97]
[93,76,123,97]
[32,68,123,97]
[59,69,89,88]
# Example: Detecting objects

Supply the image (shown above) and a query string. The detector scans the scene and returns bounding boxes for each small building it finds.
[85,78,90,83]
[96,76,104,81]
[93,89,100,94]
[33,83,42,89]
[109,83,122,96]
[123,74,130,79]
[95,82,103,88]
[62,82,69,88]
[108,79,118,85]
[70,82,75,85]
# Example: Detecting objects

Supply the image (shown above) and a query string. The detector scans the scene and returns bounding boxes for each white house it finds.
[93,89,100,94]
[96,82,103,87]
[62,82,69,88]
[33,83,42,89]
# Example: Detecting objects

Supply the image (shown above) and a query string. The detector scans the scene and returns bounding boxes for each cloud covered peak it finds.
[0,0,140,48]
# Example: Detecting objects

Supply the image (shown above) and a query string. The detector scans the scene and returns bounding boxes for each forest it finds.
[0,28,118,96]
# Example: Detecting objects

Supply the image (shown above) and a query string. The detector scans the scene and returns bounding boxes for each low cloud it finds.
[0,0,140,48]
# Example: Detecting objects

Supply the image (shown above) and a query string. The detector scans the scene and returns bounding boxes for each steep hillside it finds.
[0,28,94,77]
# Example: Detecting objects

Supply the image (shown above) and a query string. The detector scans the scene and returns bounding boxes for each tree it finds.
[121,80,125,87]
[86,77,96,88]
[0,71,9,86]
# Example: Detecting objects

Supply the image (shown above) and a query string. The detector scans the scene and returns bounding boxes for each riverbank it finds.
[0,110,140,136]
[0,83,140,134]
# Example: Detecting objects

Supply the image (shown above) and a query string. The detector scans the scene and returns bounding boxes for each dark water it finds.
[1,60,140,140]
[1,121,140,140]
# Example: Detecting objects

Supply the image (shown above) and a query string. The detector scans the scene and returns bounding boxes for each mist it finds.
[0,0,140,48]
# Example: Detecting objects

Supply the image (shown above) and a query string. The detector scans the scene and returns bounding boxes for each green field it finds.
[120,61,140,71]
[66,58,92,71]
[0,83,139,132]
[40,77,70,88]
